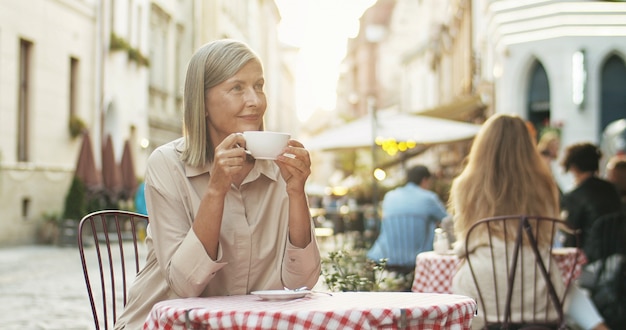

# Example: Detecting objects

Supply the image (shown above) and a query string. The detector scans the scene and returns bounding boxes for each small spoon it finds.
[284,286,333,296]
[284,286,308,292]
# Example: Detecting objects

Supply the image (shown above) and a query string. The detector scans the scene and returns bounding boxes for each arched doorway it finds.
[527,60,551,139]
[600,54,626,134]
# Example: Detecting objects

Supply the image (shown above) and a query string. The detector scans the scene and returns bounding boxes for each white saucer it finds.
[251,290,310,301]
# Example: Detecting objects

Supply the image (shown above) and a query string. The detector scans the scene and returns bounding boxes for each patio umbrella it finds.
[119,139,138,200]
[305,111,482,151]
[101,134,122,200]
[74,130,101,190]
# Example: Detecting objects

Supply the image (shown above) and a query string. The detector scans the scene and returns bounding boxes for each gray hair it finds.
[181,39,262,167]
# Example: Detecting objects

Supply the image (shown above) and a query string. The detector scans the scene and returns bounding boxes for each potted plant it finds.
[57,176,88,246]
[37,211,62,245]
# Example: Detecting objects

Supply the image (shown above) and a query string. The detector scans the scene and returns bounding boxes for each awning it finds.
[305,110,481,151]
[412,95,485,121]
[119,139,138,200]
[102,134,122,198]
[74,130,101,190]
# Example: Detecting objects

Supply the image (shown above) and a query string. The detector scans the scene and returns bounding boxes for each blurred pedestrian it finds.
[538,131,560,165]
[537,130,563,199]
[134,181,147,215]
[560,142,621,261]
[605,155,626,210]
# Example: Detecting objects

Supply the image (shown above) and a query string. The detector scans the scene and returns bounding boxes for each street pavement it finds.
[0,237,342,330]
[0,244,94,330]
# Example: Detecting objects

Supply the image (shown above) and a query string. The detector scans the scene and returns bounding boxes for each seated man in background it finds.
[367,165,448,274]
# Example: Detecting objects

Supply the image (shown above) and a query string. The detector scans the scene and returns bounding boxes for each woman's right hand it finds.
[208,133,248,194]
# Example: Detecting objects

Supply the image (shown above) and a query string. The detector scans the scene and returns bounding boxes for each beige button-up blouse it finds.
[114,138,321,330]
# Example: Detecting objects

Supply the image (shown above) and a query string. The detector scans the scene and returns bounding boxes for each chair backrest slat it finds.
[464,215,581,329]
[78,210,149,330]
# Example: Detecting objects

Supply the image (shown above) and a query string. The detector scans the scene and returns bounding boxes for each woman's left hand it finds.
[275,140,311,195]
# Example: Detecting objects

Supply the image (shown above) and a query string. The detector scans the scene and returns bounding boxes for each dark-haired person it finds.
[561,142,621,262]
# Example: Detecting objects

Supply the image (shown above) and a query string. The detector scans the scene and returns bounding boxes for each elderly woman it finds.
[114,40,321,330]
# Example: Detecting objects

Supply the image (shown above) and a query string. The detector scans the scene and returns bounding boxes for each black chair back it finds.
[464,215,581,330]
[78,210,149,330]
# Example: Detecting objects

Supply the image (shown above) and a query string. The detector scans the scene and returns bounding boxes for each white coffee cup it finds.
[242,131,291,160]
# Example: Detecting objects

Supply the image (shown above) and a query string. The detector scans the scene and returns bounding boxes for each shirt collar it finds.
[242,159,280,184]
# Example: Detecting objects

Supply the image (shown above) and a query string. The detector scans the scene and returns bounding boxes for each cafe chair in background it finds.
[585,211,626,263]
[464,215,581,330]
[78,210,149,330]
[579,211,626,329]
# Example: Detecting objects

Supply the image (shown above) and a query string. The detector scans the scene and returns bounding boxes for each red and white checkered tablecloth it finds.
[411,247,587,293]
[411,251,461,294]
[142,292,477,330]
[552,247,588,286]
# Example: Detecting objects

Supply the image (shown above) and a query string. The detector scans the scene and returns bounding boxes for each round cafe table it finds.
[411,250,460,294]
[143,291,477,330]
[411,247,587,293]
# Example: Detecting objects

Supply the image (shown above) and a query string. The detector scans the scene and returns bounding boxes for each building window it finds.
[137,5,143,47]
[149,5,168,92]
[69,57,79,117]
[600,54,626,133]
[110,0,116,35]
[128,0,133,43]
[18,39,32,162]
[527,60,551,136]
[21,197,31,220]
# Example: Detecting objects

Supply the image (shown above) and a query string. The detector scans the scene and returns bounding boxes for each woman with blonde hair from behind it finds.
[449,114,608,330]
[450,114,559,244]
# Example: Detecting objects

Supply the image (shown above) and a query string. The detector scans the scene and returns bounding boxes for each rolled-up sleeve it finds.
[282,228,322,290]
[169,230,227,296]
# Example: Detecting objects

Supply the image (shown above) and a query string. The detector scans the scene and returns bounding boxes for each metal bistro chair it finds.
[581,211,626,329]
[78,210,149,330]
[464,215,581,330]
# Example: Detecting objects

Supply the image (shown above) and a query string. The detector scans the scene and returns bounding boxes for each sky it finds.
[274,0,377,122]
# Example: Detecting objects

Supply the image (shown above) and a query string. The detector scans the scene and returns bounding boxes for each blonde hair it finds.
[537,131,560,159]
[448,114,560,245]
[181,39,262,167]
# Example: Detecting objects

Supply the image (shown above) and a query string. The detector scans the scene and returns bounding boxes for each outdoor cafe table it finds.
[411,247,587,294]
[142,291,477,330]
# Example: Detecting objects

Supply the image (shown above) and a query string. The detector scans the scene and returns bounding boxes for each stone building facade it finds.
[0,0,295,245]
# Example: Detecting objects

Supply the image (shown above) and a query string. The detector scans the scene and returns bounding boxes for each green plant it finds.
[110,32,130,51]
[68,114,86,139]
[41,211,62,225]
[63,176,87,220]
[110,32,150,67]
[321,248,415,292]
[321,249,387,292]
[128,47,150,66]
